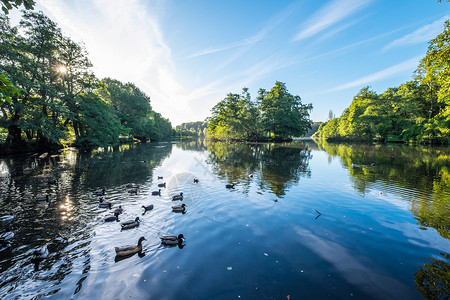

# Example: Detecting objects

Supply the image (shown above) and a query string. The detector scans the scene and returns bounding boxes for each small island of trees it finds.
[206,82,313,142]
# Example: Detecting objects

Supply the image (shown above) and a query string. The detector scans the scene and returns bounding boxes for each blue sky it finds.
[11,0,450,125]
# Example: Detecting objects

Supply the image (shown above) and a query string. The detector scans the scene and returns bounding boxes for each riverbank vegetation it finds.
[206,82,313,141]
[175,121,208,138]
[315,20,450,145]
[0,11,173,153]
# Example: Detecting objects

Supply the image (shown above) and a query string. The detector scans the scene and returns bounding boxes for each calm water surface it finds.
[0,140,449,299]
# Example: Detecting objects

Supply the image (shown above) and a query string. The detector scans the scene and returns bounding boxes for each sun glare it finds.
[58,65,67,73]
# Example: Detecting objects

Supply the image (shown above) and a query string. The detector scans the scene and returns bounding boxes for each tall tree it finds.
[259,81,312,139]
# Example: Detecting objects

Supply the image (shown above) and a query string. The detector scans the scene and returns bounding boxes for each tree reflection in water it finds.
[205,141,312,197]
[414,253,450,299]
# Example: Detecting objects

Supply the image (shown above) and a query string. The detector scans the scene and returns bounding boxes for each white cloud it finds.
[328,56,421,92]
[383,16,449,51]
[36,0,197,124]
[293,0,373,41]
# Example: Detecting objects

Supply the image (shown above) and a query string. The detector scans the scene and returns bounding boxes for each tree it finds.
[259,81,312,139]
[207,88,261,140]
[1,0,34,14]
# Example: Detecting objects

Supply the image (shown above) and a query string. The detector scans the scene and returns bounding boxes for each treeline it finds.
[207,82,313,141]
[315,20,450,145]
[175,121,208,138]
[0,11,173,152]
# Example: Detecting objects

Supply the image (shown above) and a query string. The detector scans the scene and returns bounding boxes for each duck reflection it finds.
[114,251,145,263]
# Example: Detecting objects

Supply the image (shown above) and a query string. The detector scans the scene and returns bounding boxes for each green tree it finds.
[259,81,312,139]
[1,0,34,14]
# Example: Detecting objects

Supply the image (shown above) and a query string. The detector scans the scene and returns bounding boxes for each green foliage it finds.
[175,121,208,138]
[0,11,173,152]
[316,20,450,145]
[1,0,34,14]
[99,78,173,142]
[207,83,312,141]
[74,93,123,147]
[260,82,313,139]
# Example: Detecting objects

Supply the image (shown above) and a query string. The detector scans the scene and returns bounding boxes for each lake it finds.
[0,140,449,299]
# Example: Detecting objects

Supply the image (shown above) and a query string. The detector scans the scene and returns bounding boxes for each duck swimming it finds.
[152,189,161,196]
[115,236,146,257]
[172,192,183,201]
[172,204,186,213]
[32,244,48,261]
[105,212,120,222]
[142,204,154,212]
[128,188,138,194]
[114,205,123,215]
[125,183,135,188]
[121,217,140,230]
[161,234,185,246]
[158,176,163,180]
[99,202,112,208]
[158,182,166,188]
[93,189,106,196]
[225,184,235,189]
[35,195,49,201]
[193,179,199,183]
[98,197,112,208]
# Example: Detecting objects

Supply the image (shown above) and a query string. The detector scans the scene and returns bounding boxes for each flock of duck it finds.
[0,176,197,265]
[93,176,190,257]
[0,176,236,264]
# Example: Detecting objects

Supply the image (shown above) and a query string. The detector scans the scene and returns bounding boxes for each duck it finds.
[99,202,112,209]
[142,204,154,212]
[121,217,140,230]
[128,188,138,194]
[32,244,48,262]
[114,205,124,215]
[193,179,199,183]
[98,199,112,209]
[93,189,106,196]
[172,203,186,213]
[115,236,146,257]
[161,234,185,246]
[151,189,161,196]
[35,195,49,201]
[158,182,166,188]
[172,192,183,201]
[225,184,235,189]
[105,212,120,222]
[158,176,163,180]
[125,183,135,188]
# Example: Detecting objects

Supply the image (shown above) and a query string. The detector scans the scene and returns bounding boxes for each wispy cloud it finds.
[328,56,421,92]
[293,0,373,41]
[37,0,197,124]
[188,1,300,59]
[383,16,449,51]
[187,33,264,58]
